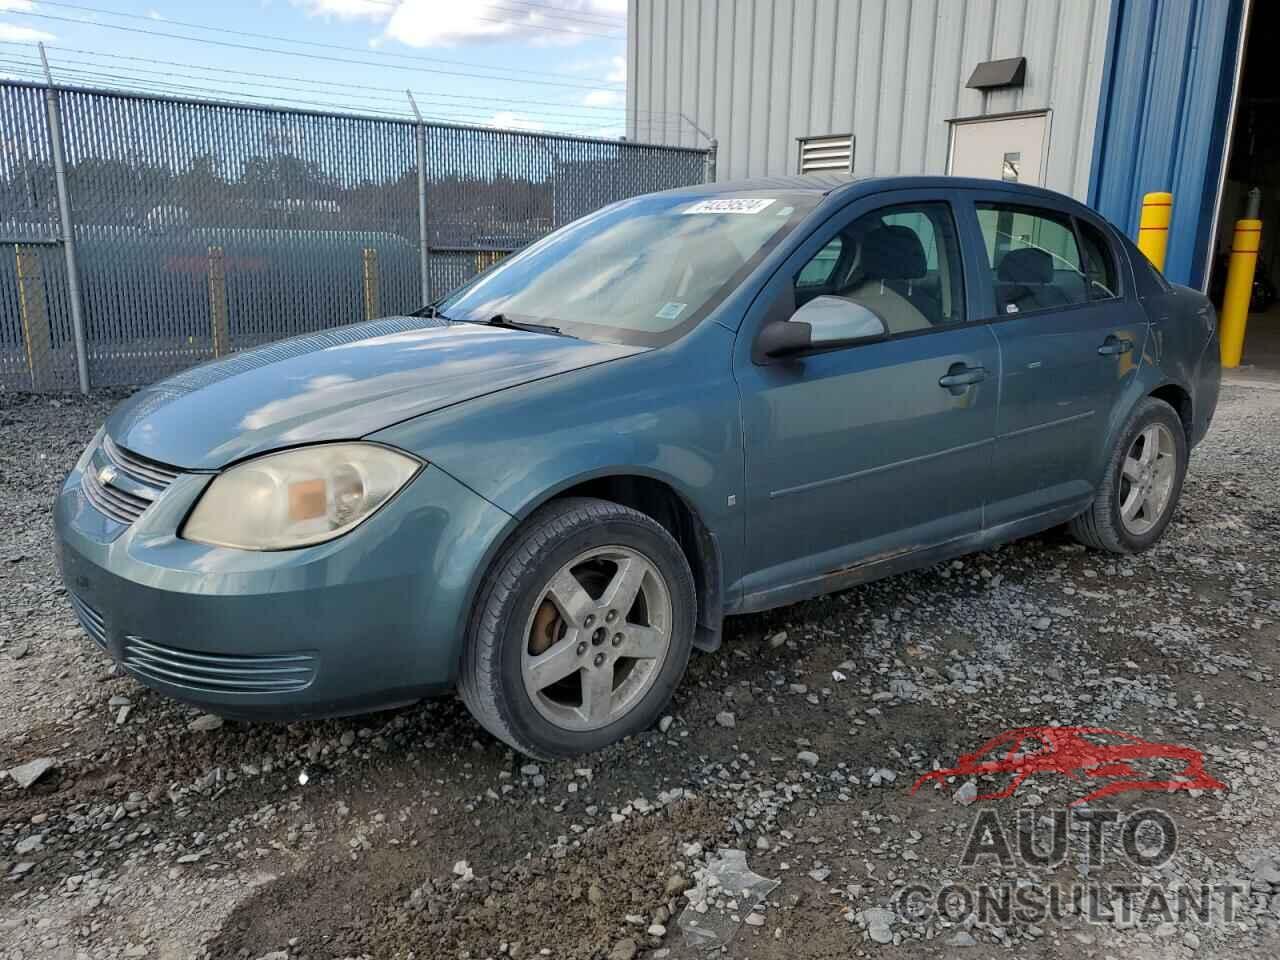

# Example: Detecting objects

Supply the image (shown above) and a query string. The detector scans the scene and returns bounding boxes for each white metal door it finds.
[948,113,1050,186]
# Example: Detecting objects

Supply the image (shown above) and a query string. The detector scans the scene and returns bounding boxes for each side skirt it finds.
[729,499,1091,617]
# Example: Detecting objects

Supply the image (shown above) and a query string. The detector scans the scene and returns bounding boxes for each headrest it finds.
[997,247,1054,285]
[861,225,927,281]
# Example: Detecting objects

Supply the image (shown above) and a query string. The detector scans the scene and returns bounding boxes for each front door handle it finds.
[1098,336,1133,356]
[938,364,987,389]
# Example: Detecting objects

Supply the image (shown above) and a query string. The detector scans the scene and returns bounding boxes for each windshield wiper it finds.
[482,313,574,338]
[414,303,452,321]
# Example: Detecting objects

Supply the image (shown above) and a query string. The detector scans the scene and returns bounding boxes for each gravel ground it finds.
[1,380,1278,960]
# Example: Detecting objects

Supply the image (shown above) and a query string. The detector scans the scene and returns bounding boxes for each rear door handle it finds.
[938,365,987,388]
[1098,336,1133,356]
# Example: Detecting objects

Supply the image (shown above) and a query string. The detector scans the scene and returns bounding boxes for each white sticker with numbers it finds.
[682,197,776,215]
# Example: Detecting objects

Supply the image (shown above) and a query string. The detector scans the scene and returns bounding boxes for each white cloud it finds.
[582,89,623,108]
[295,0,625,49]
[0,1,36,13]
[0,22,54,42]
[488,111,544,132]
[295,0,384,18]
[564,54,625,83]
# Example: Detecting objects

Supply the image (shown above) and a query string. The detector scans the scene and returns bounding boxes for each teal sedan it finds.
[55,175,1221,758]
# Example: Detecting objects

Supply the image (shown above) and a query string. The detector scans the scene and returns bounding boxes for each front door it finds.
[960,193,1149,525]
[734,192,1000,605]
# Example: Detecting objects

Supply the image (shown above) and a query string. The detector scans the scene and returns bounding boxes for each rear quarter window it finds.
[1076,219,1121,301]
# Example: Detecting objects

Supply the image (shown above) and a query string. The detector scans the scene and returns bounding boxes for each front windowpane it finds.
[797,237,843,287]
[790,202,965,336]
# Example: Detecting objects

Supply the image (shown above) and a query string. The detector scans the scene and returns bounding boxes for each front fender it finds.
[369,322,745,603]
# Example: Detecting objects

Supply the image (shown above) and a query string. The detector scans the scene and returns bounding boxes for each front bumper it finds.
[55,457,514,720]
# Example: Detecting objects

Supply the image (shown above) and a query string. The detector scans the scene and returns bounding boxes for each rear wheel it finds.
[459,497,695,758]
[1069,397,1187,554]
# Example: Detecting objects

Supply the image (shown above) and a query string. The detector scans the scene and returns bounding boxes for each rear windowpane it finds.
[977,203,1090,315]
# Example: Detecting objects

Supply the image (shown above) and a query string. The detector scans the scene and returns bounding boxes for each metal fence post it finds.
[681,113,717,184]
[362,247,379,321]
[407,91,431,306]
[207,245,229,357]
[38,44,89,395]
[14,246,52,391]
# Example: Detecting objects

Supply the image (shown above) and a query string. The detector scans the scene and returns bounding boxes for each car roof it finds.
[657,174,1097,215]
[661,174,856,195]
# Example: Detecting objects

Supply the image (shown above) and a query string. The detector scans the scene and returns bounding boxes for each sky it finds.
[0,0,656,139]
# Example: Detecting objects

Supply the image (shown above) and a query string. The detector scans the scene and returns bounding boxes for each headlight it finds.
[182,443,421,550]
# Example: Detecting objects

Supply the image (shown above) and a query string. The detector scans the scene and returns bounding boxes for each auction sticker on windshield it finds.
[682,197,776,215]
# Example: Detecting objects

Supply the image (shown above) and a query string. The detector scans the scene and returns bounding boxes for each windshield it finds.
[438,191,821,346]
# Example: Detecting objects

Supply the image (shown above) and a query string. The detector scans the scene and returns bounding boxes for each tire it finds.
[1069,397,1188,554]
[459,497,696,759]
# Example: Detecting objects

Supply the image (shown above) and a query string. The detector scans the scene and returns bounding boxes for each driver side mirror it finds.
[756,296,887,361]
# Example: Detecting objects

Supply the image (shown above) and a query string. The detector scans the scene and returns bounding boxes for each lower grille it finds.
[121,636,316,695]
[69,592,107,648]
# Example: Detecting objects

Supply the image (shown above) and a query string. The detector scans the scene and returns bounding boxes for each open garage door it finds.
[1206,0,1280,370]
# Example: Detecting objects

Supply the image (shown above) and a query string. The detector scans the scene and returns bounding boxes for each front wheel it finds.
[1069,397,1188,554]
[459,497,696,758]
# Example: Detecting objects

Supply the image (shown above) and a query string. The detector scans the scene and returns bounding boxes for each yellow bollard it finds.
[1219,218,1262,369]
[1136,192,1173,272]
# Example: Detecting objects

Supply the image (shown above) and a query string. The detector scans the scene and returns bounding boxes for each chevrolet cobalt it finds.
[55,176,1222,758]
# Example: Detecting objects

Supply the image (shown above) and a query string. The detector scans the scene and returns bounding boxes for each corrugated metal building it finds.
[627,0,1273,294]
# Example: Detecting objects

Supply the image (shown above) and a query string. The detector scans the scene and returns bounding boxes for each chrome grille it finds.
[69,592,107,648]
[103,436,182,486]
[80,436,183,525]
[122,636,316,695]
[81,466,152,524]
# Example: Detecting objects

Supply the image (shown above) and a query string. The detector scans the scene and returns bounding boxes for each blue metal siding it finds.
[1088,0,1246,288]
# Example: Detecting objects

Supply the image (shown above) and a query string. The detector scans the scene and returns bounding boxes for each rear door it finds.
[958,192,1148,525]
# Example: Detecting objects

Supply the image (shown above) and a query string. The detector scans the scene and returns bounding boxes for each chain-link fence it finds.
[0,80,709,392]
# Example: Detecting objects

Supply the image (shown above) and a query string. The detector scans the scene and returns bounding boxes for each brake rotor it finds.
[529,599,561,656]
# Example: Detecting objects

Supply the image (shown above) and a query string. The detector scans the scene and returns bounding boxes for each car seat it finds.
[995,247,1071,314]
[845,224,940,332]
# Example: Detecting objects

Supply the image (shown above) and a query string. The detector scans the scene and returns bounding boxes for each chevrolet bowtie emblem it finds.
[97,465,118,486]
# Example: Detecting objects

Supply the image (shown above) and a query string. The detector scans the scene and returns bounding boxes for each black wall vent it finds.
[967,57,1027,91]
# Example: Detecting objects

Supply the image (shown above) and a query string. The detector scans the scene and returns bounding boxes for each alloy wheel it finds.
[520,545,672,732]
[1118,422,1178,536]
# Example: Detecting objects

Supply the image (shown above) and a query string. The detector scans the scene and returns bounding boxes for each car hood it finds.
[106,316,647,469]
